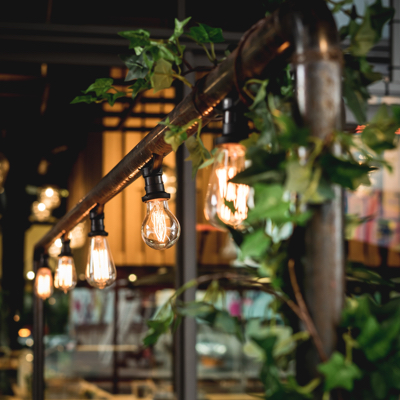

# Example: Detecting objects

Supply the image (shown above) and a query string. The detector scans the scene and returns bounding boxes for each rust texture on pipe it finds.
[285,0,344,382]
[34,7,295,254]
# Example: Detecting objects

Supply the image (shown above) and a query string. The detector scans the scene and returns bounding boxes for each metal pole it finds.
[174,145,198,400]
[287,0,344,384]
[174,49,198,400]
[32,251,45,400]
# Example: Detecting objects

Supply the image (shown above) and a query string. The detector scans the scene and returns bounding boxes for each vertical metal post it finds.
[112,282,119,394]
[287,0,344,385]
[32,251,45,400]
[174,49,198,400]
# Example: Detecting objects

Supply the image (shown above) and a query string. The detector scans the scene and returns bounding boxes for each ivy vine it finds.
[72,0,400,399]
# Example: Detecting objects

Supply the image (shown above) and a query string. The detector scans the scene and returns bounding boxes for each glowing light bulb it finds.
[204,143,250,228]
[56,256,77,293]
[86,235,116,289]
[141,200,180,250]
[34,267,53,300]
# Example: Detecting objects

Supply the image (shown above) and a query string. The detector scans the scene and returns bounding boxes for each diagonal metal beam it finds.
[33,6,294,254]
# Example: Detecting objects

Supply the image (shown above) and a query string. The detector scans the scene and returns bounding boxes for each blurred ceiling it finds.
[0,0,393,195]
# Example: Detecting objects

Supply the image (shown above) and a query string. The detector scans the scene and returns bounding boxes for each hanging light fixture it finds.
[204,97,250,228]
[0,152,10,193]
[34,254,53,300]
[55,237,77,293]
[141,156,180,250]
[86,205,117,289]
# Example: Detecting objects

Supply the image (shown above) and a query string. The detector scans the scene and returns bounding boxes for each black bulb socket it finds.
[59,239,73,257]
[214,97,249,145]
[40,253,50,269]
[88,209,108,237]
[141,165,170,203]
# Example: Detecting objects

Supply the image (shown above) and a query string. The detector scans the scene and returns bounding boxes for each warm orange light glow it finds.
[355,125,367,133]
[56,256,77,293]
[216,167,250,224]
[356,124,400,135]
[150,202,168,242]
[86,236,116,289]
[141,200,181,250]
[205,143,250,228]
[34,267,53,300]
[18,328,31,338]
[277,41,290,54]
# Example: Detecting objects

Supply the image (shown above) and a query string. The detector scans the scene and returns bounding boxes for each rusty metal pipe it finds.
[33,7,294,255]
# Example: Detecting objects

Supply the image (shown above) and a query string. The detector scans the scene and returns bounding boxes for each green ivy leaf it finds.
[118,29,151,52]
[361,104,398,152]
[176,301,215,320]
[70,94,97,104]
[369,0,395,39]
[129,78,151,100]
[240,229,271,259]
[357,314,400,362]
[320,153,373,190]
[161,117,199,152]
[246,184,291,224]
[185,135,211,177]
[146,43,182,66]
[345,214,373,240]
[104,91,126,106]
[318,352,363,392]
[83,78,114,97]
[343,66,368,124]
[169,17,191,42]
[349,8,376,57]
[186,23,224,43]
[151,59,174,92]
[284,160,312,194]
[143,305,174,347]
[119,53,149,81]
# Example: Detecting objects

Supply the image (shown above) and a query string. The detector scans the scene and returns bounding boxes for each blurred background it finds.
[0,0,400,399]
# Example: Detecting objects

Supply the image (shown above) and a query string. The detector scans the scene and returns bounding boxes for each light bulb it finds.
[86,235,116,289]
[34,267,53,300]
[204,143,250,228]
[56,256,77,293]
[141,199,180,250]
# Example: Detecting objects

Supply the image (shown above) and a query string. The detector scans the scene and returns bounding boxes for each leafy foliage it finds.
[72,1,400,399]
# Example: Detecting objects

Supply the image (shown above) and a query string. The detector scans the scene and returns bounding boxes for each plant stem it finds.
[172,73,193,88]
[201,43,214,64]
[288,259,328,362]
[210,43,217,65]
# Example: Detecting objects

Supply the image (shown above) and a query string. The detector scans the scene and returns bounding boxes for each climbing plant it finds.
[73,0,400,399]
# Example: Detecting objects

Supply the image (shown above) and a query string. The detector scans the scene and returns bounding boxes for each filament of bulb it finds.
[37,275,51,298]
[92,249,110,286]
[58,264,73,291]
[216,167,249,224]
[151,202,167,242]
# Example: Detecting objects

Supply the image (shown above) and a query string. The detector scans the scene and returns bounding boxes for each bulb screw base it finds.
[88,206,108,237]
[215,97,249,145]
[141,162,170,203]
[40,253,50,269]
[59,238,73,257]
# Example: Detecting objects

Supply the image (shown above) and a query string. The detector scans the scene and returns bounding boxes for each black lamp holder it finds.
[215,96,249,145]
[141,156,170,203]
[39,253,51,269]
[58,238,73,257]
[88,205,108,237]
